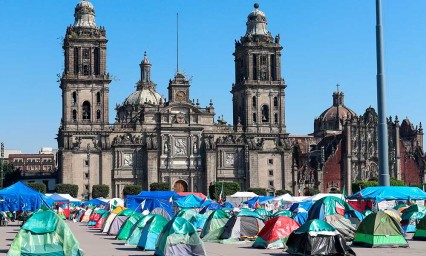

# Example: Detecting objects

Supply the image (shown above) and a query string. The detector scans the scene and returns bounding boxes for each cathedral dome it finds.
[124,87,164,106]
[74,0,96,28]
[245,3,270,37]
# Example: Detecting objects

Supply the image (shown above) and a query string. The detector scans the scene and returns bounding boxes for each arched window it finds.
[273,97,278,108]
[72,91,77,105]
[82,101,91,120]
[253,113,257,123]
[252,96,257,108]
[261,105,269,122]
[274,113,278,123]
[72,110,77,122]
[96,92,101,105]
[96,110,101,120]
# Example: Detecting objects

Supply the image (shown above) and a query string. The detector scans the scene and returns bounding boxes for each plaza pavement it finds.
[1,221,426,256]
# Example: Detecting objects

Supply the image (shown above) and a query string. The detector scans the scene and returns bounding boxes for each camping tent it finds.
[81,198,108,207]
[220,215,264,240]
[155,217,206,256]
[0,181,54,211]
[137,215,168,251]
[116,212,143,240]
[244,196,274,208]
[126,191,178,216]
[308,196,358,221]
[46,193,81,206]
[252,216,300,249]
[348,186,426,201]
[8,210,83,256]
[324,214,356,241]
[125,214,155,246]
[352,211,408,248]
[413,216,426,240]
[400,204,426,233]
[226,192,258,207]
[174,194,205,208]
[107,208,134,235]
[102,206,126,233]
[151,207,172,220]
[49,193,70,219]
[200,209,229,239]
[286,219,356,256]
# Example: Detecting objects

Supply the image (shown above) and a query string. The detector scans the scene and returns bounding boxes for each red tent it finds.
[177,192,207,200]
[252,216,300,249]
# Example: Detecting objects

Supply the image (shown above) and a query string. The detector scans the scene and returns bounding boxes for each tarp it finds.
[81,198,108,207]
[305,193,344,201]
[46,193,81,204]
[244,196,274,208]
[177,192,207,200]
[0,181,54,211]
[126,191,181,216]
[155,217,206,256]
[352,211,408,248]
[226,192,257,207]
[174,194,205,208]
[271,194,295,203]
[199,202,222,214]
[348,186,426,201]
[7,210,83,256]
[252,216,300,249]
[48,193,70,203]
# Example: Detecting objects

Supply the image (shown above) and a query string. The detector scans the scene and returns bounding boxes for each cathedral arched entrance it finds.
[173,180,188,192]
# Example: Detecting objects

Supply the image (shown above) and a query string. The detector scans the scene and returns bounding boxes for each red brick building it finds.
[8,154,56,176]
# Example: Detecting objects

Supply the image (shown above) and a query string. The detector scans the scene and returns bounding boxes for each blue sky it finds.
[1,0,426,153]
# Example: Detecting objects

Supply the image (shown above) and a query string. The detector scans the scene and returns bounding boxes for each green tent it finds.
[155,217,206,256]
[401,204,426,233]
[8,210,84,256]
[286,219,355,256]
[116,212,143,240]
[200,210,229,239]
[254,208,272,219]
[137,215,168,250]
[175,208,198,220]
[237,208,263,219]
[125,214,155,246]
[272,210,292,218]
[413,216,426,240]
[352,211,408,248]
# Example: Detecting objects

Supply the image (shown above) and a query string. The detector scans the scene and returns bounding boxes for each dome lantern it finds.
[74,0,96,28]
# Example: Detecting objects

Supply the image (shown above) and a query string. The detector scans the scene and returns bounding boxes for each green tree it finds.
[3,169,22,187]
[55,184,79,198]
[208,182,240,201]
[275,189,293,196]
[27,182,47,194]
[150,182,170,191]
[92,184,109,198]
[247,187,267,196]
[123,184,142,196]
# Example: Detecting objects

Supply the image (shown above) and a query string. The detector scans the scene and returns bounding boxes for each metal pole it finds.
[86,144,91,199]
[376,0,390,186]
[1,142,4,189]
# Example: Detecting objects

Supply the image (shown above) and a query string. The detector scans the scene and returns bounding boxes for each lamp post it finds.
[376,0,390,186]
[86,143,91,200]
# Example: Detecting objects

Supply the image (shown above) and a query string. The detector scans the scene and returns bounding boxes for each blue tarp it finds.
[289,201,314,212]
[174,194,205,208]
[244,196,274,208]
[199,202,222,214]
[0,181,54,211]
[348,186,426,201]
[81,198,108,207]
[49,193,70,203]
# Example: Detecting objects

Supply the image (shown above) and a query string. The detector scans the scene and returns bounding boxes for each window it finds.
[253,113,257,123]
[72,110,77,121]
[96,92,101,105]
[269,180,274,187]
[253,54,258,80]
[274,113,278,124]
[82,49,90,59]
[261,105,269,122]
[252,96,257,108]
[94,48,100,75]
[83,64,89,75]
[271,54,276,80]
[260,55,268,81]
[72,91,77,105]
[96,110,101,120]
[82,101,91,120]
[74,48,79,74]
[85,173,89,179]
[268,170,274,176]
[84,160,89,166]
[268,159,273,164]
[273,97,278,108]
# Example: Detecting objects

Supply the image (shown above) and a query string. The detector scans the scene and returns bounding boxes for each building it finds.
[8,154,56,175]
[57,1,291,199]
[57,1,425,199]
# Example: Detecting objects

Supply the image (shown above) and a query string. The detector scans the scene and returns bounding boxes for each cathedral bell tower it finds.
[60,0,111,129]
[231,3,286,134]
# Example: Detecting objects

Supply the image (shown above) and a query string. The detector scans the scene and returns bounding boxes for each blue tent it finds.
[199,202,222,214]
[49,193,70,203]
[126,191,182,217]
[289,201,314,212]
[0,181,54,211]
[81,198,108,207]
[348,186,426,201]
[174,194,205,208]
[244,196,274,208]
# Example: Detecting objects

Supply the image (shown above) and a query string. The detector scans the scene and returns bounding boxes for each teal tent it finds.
[137,215,168,250]
[116,212,143,240]
[0,181,54,211]
[8,210,83,256]
[200,210,229,239]
[174,194,205,208]
[125,214,155,246]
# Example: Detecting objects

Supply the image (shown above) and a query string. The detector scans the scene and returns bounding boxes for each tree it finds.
[351,178,405,194]
[92,184,109,198]
[247,187,267,196]
[27,182,47,194]
[55,184,79,198]
[208,182,240,201]
[3,168,22,187]
[275,189,292,196]
[123,185,142,196]
[304,188,320,196]
[150,182,170,191]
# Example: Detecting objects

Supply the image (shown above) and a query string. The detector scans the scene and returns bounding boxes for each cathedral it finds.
[57,1,425,199]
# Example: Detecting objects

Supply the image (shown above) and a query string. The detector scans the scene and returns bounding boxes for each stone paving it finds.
[1,221,426,255]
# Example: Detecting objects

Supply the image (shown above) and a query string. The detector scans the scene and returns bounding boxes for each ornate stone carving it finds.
[112,133,143,146]
[225,153,235,166]
[174,138,187,156]
[123,153,133,167]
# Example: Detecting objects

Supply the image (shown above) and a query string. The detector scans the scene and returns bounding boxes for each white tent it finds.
[226,192,258,207]
[271,193,295,203]
[45,193,81,204]
[304,193,344,201]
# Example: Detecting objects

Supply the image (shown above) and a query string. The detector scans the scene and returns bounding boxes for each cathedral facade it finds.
[57,1,292,199]
[57,1,425,199]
